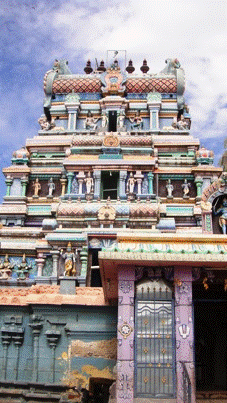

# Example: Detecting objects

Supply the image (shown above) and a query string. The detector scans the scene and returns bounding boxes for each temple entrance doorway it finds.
[135,278,175,399]
[194,284,227,392]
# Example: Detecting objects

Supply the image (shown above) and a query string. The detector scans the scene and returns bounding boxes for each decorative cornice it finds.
[3,166,30,174]
[0,286,106,306]
[99,250,227,265]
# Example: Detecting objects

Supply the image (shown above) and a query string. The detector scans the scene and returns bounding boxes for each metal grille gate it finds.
[135,279,175,398]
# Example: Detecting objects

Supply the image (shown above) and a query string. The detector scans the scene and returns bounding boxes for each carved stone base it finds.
[59,276,77,295]
[76,276,86,287]
[85,193,94,201]
[127,193,136,201]
[117,126,127,132]
[35,276,52,285]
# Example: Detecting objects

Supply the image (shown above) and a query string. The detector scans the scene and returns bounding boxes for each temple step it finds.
[197,401,227,402]
[196,390,227,401]
[133,399,176,402]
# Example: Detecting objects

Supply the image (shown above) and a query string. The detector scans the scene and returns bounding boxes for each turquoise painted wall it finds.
[0,305,117,385]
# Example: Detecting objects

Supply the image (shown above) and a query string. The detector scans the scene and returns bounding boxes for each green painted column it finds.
[80,246,88,277]
[66,172,74,194]
[21,177,28,197]
[5,176,13,196]
[195,176,203,198]
[148,172,154,194]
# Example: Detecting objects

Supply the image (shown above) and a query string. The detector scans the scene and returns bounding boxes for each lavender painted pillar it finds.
[117,268,135,403]
[174,267,196,403]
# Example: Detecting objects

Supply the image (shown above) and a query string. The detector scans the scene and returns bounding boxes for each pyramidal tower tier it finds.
[0,56,226,403]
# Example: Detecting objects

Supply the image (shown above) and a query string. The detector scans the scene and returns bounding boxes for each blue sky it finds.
[0,0,226,201]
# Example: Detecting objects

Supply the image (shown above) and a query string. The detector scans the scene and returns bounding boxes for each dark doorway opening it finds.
[90,249,102,287]
[108,111,117,131]
[101,171,119,200]
[89,377,114,403]
[194,296,227,391]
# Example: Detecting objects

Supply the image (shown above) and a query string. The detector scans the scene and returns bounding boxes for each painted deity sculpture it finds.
[171,117,178,129]
[48,177,55,197]
[0,254,13,279]
[84,111,99,130]
[129,111,143,130]
[61,242,77,276]
[84,172,94,194]
[182,179,190,198]
[117,110,125,131]
[166,179,174,198]
[32,178,41,197]
[16,254,32,280]
[177,115,189,130]
[127,172,136,194]
[213,198,227,234]
[38,115,55,131]
[101,111,108,129]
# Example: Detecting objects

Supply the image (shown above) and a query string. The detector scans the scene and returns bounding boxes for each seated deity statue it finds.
[129,111,143,130]
[0,254,13,279]
[177,115,189,130]
[38,115,56,131]
[171,117,178,129]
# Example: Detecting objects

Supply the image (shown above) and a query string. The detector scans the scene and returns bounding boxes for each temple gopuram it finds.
[0,55,227,403]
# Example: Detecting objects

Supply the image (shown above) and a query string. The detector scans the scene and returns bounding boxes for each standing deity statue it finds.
[166,179,174,198]
[84,172,94,194]
[101,111,108,129]
[60,242,77,276]
[213,198,227,234]
[129,111,143,130]
[182,179,190,198]
[127,172,136,194]
[84,111,99,130]
[48,177,55,197]
[117,110,125,130]
[32,178,41,197]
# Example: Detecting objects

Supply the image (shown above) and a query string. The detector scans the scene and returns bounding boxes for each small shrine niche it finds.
[212,195,227,235]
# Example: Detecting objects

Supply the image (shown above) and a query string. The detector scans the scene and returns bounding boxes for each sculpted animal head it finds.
[53,59,71,75]
[160,58,181,74]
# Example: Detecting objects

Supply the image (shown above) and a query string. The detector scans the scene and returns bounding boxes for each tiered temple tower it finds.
[0,56,227,403]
